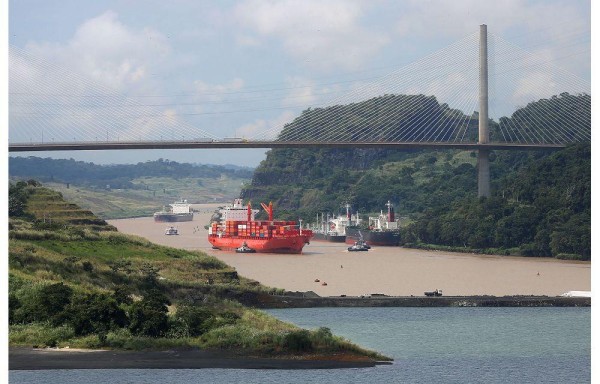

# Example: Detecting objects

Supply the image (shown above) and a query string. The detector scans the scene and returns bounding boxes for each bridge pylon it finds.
[477,24,491,197]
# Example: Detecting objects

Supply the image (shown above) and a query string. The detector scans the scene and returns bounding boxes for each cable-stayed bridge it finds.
[8,25,590,196]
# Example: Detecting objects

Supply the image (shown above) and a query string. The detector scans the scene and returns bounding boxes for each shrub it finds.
[128,290,170,337]
[173,305,215,337]
[15,282,73,324]
[283,330,313,352]
[555,253,584,261]
[65,293,128,336]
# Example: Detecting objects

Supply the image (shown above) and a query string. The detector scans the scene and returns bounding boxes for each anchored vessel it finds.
[312,204,360,242]
[154,199,194,222]
[345,201,400,246]
[208,199,313,254]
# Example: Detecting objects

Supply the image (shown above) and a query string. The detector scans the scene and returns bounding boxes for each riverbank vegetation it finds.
[8,182,389,362]
[400,145,590,259]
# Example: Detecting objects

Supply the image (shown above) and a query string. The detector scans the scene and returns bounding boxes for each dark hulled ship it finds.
[345,201,400,246]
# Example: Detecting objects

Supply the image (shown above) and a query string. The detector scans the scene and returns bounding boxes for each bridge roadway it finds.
[8,140,566,152]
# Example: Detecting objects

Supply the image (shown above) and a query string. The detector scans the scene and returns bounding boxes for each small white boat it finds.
[235,241,256,253]
[165,226,179,235]
[348,239,369,252]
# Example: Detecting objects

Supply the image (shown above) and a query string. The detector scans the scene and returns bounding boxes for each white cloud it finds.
[233,0,389,71]
[24,11,170,91]
[193,78,245,100]
[394,0,582,39]
[237,110,297,139]
[281,76,317,107]
[9,11,223,143]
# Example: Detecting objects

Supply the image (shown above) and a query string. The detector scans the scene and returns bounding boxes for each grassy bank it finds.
[40,176,246,219]
[8,182,390,362]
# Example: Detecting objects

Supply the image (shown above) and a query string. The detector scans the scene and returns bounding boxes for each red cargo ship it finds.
[208,199,313,254]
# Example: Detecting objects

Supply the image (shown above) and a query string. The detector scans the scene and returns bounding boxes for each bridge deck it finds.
[8,141,567,152]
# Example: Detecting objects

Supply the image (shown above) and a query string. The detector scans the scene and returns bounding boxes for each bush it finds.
[283,330,313,352]
[128,290,170,337]
[65,293,128,336]
[14,282,73,324]
[555,253,584,261]
[173,305,215,337]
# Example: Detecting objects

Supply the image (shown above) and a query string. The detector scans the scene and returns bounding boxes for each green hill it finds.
[8,181,389,362]
[240,93,590,258]
[403,144,590,259]
[9,158,253,219]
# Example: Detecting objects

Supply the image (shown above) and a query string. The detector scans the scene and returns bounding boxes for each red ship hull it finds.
[208,234,311,254]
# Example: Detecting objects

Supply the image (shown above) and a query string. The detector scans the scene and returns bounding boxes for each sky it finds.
[5,0,592,166]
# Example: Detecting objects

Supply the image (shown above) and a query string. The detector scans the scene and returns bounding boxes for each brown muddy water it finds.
[108,204,590,297]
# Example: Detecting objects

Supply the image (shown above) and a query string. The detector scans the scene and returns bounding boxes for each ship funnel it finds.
[386,201,395,223]
[247,202,252,222]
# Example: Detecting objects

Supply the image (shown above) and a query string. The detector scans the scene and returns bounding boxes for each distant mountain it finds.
[9,157,254,190]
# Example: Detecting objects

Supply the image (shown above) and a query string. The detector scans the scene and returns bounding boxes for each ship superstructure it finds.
[312,204,361,242]
[345,201,400,246]
[153,199,194,222]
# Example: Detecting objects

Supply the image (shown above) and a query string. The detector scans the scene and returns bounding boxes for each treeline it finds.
[402,144,590,260]
[9,275,240,343]
[9,157,254,189]
[279,94,478,142]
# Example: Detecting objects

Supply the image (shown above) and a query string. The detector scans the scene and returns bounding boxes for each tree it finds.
[66,293,128,336]
[128,290,170,337]
[172,305,215,337]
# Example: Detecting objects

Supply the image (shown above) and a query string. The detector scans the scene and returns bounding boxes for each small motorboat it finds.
[236,242,256,253]
[165,226,179,235]
[321,282,328,286]
[314,279,320,282]
[348,240,369,252]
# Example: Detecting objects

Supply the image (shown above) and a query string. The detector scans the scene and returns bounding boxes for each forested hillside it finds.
[402,144,590,259]
[241,93,590,259]
[9,157,253,190]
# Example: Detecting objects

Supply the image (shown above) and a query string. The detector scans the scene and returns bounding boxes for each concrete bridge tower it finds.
[477,24,491,197]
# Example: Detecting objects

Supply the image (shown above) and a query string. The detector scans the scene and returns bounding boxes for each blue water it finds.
[10,307,590,384]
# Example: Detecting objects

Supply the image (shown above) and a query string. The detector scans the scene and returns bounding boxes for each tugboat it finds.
[235,241,256,253]
[164,226,179,235]
[348,239,369,252]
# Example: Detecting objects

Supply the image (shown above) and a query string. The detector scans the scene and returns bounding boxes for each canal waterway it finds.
[107,205,590,297]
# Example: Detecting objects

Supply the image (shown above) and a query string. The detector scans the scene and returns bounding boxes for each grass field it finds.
[44,176,249,219]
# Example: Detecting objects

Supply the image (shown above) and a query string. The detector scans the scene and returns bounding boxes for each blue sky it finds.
[6,0,592,166]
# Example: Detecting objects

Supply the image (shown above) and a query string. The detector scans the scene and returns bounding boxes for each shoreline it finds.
[9,347,389,370]
[250,293,591,308]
